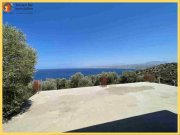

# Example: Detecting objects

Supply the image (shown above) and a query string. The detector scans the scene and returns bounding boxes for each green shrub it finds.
[120,72,137,83]
[42,79,57,90]
[92,75,100,86]
[98,72,118,84]
[78,76,93,87]
[3,25,37,119]
[88,75,99,86]
[65,80,71,88]
[107,72,118,84]
[117,77,122,83]
[57,78,67,89]
[70,72,84,88]
[136,75,144,82]
[119,75,127,83]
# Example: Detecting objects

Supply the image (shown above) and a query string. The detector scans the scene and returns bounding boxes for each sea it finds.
[33,68,135,81]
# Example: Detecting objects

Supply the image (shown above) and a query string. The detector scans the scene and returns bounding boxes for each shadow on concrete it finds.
[68,110,177,132]
[3,100,32,123]
[19,100,32,114]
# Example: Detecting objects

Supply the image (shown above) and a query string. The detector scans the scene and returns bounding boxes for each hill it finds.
[135,63,177,86]
[114,61,167,69]
[89,61,167,69]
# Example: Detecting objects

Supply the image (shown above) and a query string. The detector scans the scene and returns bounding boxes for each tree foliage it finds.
[57,78,67,89]
[70,72,84,88]
[42,79,57,90]
[3,25,37,119]
[78,76,93,87]
[119,72,135,83]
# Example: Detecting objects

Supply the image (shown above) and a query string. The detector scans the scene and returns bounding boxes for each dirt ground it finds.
[3,82,177,132]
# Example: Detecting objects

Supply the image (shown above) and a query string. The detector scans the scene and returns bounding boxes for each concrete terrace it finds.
[3,82,177,132]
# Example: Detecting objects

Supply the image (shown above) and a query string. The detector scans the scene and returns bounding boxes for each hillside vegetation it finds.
[136,63,177,86]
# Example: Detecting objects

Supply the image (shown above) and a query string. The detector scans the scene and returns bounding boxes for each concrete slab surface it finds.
[3,82,177,132]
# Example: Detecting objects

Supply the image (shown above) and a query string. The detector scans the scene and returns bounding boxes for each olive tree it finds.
[120,72,137,83]
[3,25,37,119]
[42,79,57,90]
[99,72,118,84]
[78,76,93,87]
[70,72,84,88]
[57,78,67,89]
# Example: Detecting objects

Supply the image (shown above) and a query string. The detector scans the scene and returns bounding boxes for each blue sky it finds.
[3,3,177,69]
